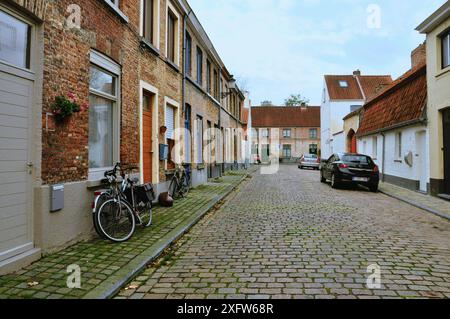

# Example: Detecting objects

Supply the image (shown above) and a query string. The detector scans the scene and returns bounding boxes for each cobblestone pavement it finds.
[379,182,450,220]
[0,172,248,299]
[119,165,450,299]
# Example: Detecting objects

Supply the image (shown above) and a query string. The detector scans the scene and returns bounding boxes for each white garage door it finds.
[0,7,34,263]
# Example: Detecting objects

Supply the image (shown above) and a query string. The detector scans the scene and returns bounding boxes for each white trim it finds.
[103,0,129,23]
[139,0,160,49]
[166,1,181,66]
[164,96,180,169]
[139,81,159,184]
[88,51,121,181]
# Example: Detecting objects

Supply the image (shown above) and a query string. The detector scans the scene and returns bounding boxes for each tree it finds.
[284,94,310,107]
[260,100,274,106]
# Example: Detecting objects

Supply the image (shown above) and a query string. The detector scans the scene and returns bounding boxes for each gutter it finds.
[357,117,427,138]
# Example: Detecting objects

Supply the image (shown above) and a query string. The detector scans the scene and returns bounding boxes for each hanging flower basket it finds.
[51,93,88,123]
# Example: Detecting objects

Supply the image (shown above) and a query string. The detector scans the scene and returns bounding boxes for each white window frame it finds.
[372,136,378,159]
[395,132,402,160]
[165,1,181,66]
[339,80,348,88]
[442,31,450,70]
[195,115,204,164]
[140,0,160,49]
[88,50,121,181]
[164,96,180,169]
[309,128,317,139]
[139,81,159,184]
[283,129,291,138]
[103,0,129,22]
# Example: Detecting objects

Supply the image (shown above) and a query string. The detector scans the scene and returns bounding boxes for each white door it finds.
[415,131,427,192]
[0,7,35,263]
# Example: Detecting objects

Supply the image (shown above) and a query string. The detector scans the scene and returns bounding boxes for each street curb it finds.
[84,172,251,299]
[379,189,450,221]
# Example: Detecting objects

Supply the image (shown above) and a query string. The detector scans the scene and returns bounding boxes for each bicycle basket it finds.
[135,183,155,203]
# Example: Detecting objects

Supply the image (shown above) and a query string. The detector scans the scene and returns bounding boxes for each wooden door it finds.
[142,91,153,183]
[443,109,450,194]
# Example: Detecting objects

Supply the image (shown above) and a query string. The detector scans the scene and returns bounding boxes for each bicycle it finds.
[168,165,191,199]
[92,163,155,243]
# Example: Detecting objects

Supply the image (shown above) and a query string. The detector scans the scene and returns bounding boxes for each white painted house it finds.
[357,48,429,192]
[321,71,392,159]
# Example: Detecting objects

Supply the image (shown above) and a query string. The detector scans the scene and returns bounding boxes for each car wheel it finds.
[331,174,340,189]
[320,172,326,183]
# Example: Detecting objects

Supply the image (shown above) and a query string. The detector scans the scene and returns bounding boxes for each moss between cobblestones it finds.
[0,170,252,299]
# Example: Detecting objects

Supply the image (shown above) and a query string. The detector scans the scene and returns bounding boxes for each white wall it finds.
[332,132,345,154]
[358,125,429,191]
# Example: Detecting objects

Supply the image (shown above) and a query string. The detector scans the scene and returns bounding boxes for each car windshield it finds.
[305,155,317,159]
[342,155,372,164]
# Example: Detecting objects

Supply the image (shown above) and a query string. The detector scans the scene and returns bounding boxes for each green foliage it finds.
[284,94,310,107]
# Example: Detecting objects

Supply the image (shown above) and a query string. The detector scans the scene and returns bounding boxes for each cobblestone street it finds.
[119,165,450,299]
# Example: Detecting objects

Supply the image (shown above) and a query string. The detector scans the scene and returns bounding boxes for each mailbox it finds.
[50,184,64,212]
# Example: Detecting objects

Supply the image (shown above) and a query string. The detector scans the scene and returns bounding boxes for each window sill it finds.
[436,66,450,78]
[103,0,129,23]
[394,160,402,163]
[165,59,180,73]
[140,39,160,57]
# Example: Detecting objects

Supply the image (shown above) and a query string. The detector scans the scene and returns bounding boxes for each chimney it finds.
[411,42,426,69]
[353,69,361,77]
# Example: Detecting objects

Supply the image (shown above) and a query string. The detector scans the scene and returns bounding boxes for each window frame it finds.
[141,0,160,48]
[88,50,121,181]
[166,3,180,66]
[206,59,211,94]
[185,32,192,76]
[395,132,402,160]
[309,128,318,139]
[339,80,348,88]
[196,46,203,86]
[441,30,450,70]
[282,129,292,138]
[282,144,292,158]
[196,115,204,164]
[372,136,378,159]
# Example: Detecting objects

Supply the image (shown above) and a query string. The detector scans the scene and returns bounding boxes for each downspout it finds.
[218,67,223,176]
[381,132,386,182]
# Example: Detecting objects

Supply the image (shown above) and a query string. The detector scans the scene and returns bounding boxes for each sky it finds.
[188,0,446,106]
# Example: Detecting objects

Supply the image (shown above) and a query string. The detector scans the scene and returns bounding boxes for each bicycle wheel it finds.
[96,199,136,242]
[137,203,153,228]
[168,177,178,199]
[180,176,190,198]
[93,192,113,239]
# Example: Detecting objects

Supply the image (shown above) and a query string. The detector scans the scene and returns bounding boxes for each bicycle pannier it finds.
[135,183,156,204]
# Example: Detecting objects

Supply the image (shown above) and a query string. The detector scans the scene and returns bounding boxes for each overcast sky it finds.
[188,0,446,106]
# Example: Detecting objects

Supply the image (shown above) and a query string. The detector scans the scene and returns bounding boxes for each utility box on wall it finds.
[159,144,169,161]
[50,184,64,212]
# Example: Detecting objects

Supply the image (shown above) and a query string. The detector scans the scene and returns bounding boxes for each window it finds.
[165,103,176,170]
[106,0,119,8]
[262,129,269,138]
[167,9,177,63]
[196,46,203,86]
[282,145,291,158]
[196,116,203,163]
[206,60,211,94]
[309,144,318,155]
[309,128,318,139]
[442,31,450,69]
[88,53,120,178]
[372,136,378,158]
[395,132,402,160]
[339,80,348,88]
[185,32,192,76]
[0,10,31,69]
[213,69,219,100]
[350,105,361,112]
[283,129,291,138]
[362,141,367,154]
[143,0,154,44]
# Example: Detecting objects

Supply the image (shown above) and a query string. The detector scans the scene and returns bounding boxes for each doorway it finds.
[415,130,427,192]
[142,90,154,183]
[443,109,450,194]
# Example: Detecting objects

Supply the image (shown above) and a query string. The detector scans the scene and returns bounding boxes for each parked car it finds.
[299,154,320,170]
[320,153,379,192]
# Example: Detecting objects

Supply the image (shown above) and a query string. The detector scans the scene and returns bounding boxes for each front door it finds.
[443,109,450,194]
[0,7,35,263]
[415,131,427,192]
[142,91,153,183]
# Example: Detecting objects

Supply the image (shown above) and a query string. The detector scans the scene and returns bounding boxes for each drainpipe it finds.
[219,67,223,176]
[381,132,386,182]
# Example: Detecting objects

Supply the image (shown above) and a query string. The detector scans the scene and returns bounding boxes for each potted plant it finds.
[51,92,88,123]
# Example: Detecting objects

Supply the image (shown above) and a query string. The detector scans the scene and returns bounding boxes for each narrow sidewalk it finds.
[0,170,252,299]
[379,182,450,220]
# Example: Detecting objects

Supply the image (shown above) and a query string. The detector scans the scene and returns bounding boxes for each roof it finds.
[324,74,392,101]
[343,107,363,121]
[357,64,427,137]
[251,106,320,128]
[416,1,450,33]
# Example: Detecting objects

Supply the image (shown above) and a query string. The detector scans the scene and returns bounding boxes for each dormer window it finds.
[339,80,348,88]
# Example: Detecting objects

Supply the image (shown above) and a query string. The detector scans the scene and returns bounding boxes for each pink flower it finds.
[80,103,89,112]
[67,92,76,102]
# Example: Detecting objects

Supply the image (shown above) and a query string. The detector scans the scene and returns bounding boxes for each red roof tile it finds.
[251,106,320,128]
[357,64,427,137]
[325,75,392,100]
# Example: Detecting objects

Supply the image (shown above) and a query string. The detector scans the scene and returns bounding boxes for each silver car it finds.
[298,154,320,170]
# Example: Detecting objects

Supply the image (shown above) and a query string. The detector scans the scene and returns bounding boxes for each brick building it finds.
[0,0,245,273]
[251,106,321,163]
